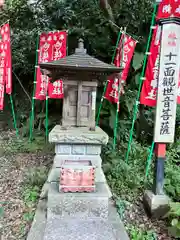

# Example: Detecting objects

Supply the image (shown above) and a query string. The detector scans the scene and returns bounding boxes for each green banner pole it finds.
[96,31,122,126]
[9,94,19,137]
[29,35,39,141]
[113,28,125,149]
[125,3,158,163]
[113,82,122,149]
[45,93,48,142]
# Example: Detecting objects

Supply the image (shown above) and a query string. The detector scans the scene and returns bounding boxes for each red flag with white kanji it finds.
[0,23,12,95]
[120,34,137,82]
[140,26,161,106]
[156,0,180,20]
[0,40,5,110]
[35,32,54,100]
[48,31,67,99]
[104,77,122,104]
[104,33,136,105]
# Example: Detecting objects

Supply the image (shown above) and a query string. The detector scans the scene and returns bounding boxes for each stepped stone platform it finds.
[27,188,129,240]
[27,126,129,240]
[44,218,121,240]
[47,182,111,219]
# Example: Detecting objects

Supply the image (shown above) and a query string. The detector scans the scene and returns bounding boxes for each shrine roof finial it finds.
[75,38,87,54]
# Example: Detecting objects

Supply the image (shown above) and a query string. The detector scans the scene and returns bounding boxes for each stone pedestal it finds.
[48,125,109,185]
[143,190,170,219]
[143,144,170,219]
[47,182,111,219]
[42,125,127,240]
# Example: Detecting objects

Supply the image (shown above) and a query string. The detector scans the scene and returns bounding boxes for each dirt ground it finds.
[0,129,174,240]
[0,129,52,240]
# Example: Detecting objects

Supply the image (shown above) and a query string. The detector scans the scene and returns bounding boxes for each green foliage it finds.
[168,202,180,238]
[22,186,39,204]
[0,0,154,77]
[102,135,179,202]
[4,134,53,154]
[0,206,4,219]
[102,139,150,199]
[165,144,180,201]
[24,166,48,187]
[22,167,48,205]
[132,52,144,70]
[23,212,34,222]
[115,198,130,219]
[128,225,157,240]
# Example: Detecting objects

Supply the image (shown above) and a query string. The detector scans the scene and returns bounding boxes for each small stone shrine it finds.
[39,39,129,240]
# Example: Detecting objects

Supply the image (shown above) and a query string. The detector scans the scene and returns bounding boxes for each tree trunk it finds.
[99,0,117,33]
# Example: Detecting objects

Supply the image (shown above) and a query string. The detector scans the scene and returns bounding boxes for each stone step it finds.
[44,218,117,240]
[44,202,130,240]
[27,198,129,240]
[47,182,112,219]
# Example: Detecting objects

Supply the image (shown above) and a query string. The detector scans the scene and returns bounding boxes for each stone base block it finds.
[55,143,102,155]
[44,201,130,240]
[27,198,130,240]
[49,125,108,145]
[47,165,106,183]
[44,218,117,240]
[143,190,170,219]
[47,182,112,219]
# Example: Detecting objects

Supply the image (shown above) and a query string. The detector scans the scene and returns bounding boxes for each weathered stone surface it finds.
[143,190,171,219]
[44,218,116,240]
[49,125,108,145]
[55,144,71,154]
[72,145,86,155]
[47,182,111,219]
[54,144,102,156]
[86,145,101,155]
[40,182,49,200]
[47,165,106,183]
[53,155,102,168]
[44,203,130,240]
[27,200,47,240]
[27,199,129,240]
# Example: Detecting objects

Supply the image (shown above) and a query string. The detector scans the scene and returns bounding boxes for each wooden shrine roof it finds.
[40,39,122,77]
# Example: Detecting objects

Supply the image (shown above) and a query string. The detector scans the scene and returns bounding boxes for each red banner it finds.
[0,40,5,110]
[104,34,136,104]
[0,23,12,110]
[48,31,67,99]
[35,31,67,100]
[0,24,12,95]
[120,34,137,82]
[35,32,54,100]
[1,24,12,95]
[104,77,121,104]
[140,26,161,106]
[156,0,180,20]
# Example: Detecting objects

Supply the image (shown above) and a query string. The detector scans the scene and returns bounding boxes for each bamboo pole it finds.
[125,3,158,163]
[29,35,39,141]
[9,94,19,137]
[113,27,126,149]
[45,93,48,142]
[96,30,122,126]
